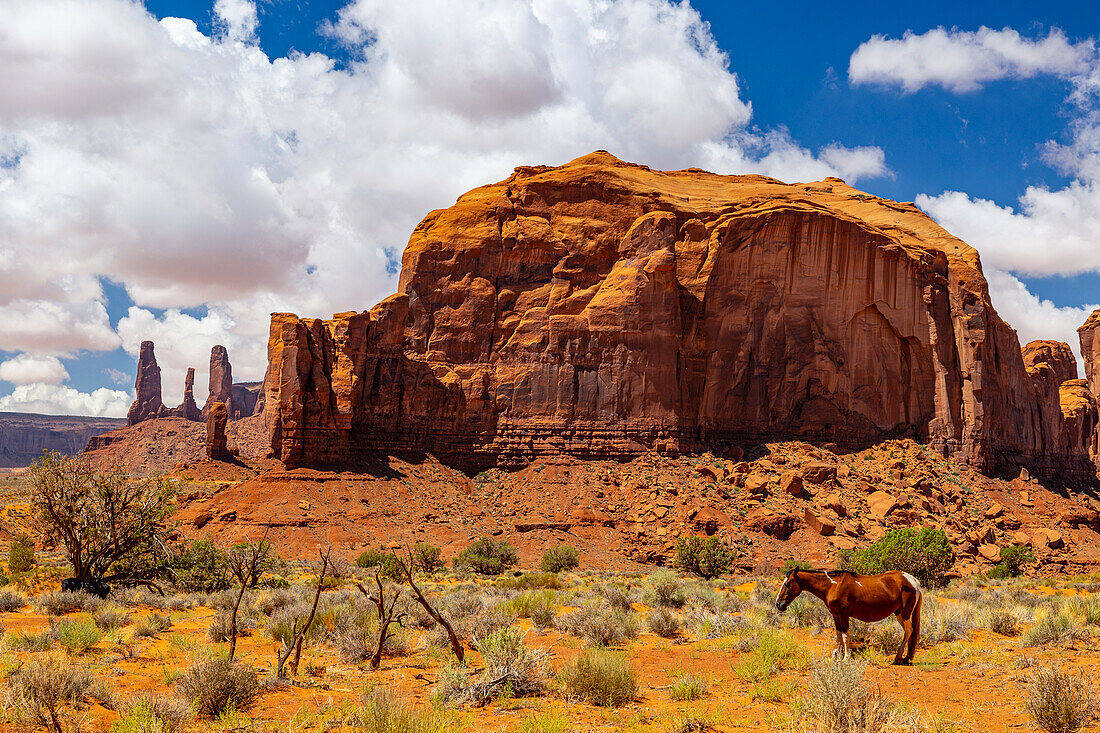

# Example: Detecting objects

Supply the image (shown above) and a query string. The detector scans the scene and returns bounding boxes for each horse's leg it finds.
[906,589,923,663]
[833,615,851,659]
[893,610,911,665]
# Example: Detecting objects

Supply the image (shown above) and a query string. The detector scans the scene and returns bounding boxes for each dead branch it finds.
[275,544,331,678]
[401,543,464,662]
[355,569,407,670]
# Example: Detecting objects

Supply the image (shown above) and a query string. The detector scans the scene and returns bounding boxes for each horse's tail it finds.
[902,572,922,659]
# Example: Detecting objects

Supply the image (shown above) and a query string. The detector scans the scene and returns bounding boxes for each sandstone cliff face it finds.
[261,152,1093,476]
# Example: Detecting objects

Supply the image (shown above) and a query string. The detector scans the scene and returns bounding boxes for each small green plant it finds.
[733,630,810,682]
[987,609,1020,636]
[51,615,103,654]
[645,569,686,608]
[669,672,708,701]
[646,607,681,638]
[540,545,579,573]
[355,548,404,582]
[674,536,735,579]
[1025,665,1098,733]
[559,650,637,707]
[413,543,444,573]
[111,694,192,733]
[8,534,35,573]
[174,538,230,593]
[453,537,518,575]
[989,545,1036,579]
[133,613,172,638]
[839,527,955,588]
[1023,611,1089,647]
[9,629,51,651]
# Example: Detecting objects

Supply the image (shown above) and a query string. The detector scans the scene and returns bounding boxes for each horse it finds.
[774,568,923,665]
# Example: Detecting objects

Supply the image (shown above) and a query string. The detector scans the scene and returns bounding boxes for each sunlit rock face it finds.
[260,152,1095,478]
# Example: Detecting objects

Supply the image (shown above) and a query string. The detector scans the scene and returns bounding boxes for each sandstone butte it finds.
[249,151,1098,479]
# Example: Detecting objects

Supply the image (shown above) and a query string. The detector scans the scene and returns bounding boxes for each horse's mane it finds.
[787,568,856,577]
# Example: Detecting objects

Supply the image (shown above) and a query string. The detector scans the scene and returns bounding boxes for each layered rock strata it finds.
[260,152,1097,477]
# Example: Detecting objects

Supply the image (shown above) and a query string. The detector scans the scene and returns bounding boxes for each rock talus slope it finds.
[261,152,1095,477]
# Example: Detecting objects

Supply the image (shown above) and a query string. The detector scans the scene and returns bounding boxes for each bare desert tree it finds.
[400,544,464,662]
[355,569,407,669]
[225,532,273,662]
[28,451,176,589]
[275,545,332,679]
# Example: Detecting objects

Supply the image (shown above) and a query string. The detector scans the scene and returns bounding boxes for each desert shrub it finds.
[255,589,298,616]
[839,527,955,588]
[560,650,637,707]
[1064,596,1100,626]
[496,572,562,591]
[988,608,1021,636]
[50,615,103,654]
[784,596,832,630]
[674,536,735,579]
[645,569,686,608]
[352,687,459,732]
[781,559,813,574]
[733,630,810,682]
[503,589,558,623]
[801,657,896,732]
[647,607,681,638]
[0,589,26,612]
[37,590,102,616]
[989,544,1036,580]
[556,601,638,647]
[867,622,905,655]
[472,626,547,700]
[413,543,444,573]
[93,605,132,632]
[3,651,92,732]
[1026,665,1099,733]
[594,582,634,611]
[133,612,172,638]
[540,545,579,573]
[112,694,192,733]
[355,548,404,582]
[9,534,35,573]
[337,612,407,664]
[207,609,257,642]
[174,538,230,593]
[685,583,723,613]
[1024,611,1090,647]
[669,673,708,701]
[9,629,51,651]
[919,599,974,647]
[454,538,518,575]
[177,656,259,717]
[687,610,742,639]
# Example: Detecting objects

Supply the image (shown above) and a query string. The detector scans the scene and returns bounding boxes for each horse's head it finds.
[774,568,803,612]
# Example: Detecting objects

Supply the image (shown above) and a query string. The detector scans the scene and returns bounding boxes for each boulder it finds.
[978,544,1001,562]
[688,505,733,536]
[822,493,848,517]
[779,472,805,497]
[803,508,836,536]
[744,474,770,495]
[743,510,801,541]
[867,491,898,519]
[800,462,837,484]
[984,502,1004,519]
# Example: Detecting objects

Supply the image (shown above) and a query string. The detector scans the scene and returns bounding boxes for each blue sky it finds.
[1,0,1099,415]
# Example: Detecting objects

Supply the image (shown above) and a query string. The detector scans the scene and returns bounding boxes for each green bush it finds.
[540,546,579,573]
[559,650,637,707]
[989,544,1036,579]
[174,538,229,593]
[453,537,518,575]
[8,535,35,573]
[413,543,444,573]
[51,615,102,655]
[674,536,735,579]
[839,527,954,588]
[781,559,812,575]
[355,548,404,581]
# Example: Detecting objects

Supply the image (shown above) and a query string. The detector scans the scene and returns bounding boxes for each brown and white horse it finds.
[774,568,923,664]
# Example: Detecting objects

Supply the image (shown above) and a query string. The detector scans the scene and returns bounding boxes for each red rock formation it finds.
[260,152,1093,477]
[169,367,201,421]
[205,401,231,460]
[203,346,233,420]
[1023,341,1078,385]
[1079,310,1100,396]
[1021,340,1095,466]
[126,341,163,426]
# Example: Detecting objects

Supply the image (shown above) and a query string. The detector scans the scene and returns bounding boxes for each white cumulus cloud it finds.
[0,0,889,412]
[0,384,131,417]
[849,26,1094,93]
[0,354,69,385]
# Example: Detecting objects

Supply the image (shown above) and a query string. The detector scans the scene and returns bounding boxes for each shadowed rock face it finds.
[259,152,1096,477]
[205,401,230,460]
[126,341,163,426]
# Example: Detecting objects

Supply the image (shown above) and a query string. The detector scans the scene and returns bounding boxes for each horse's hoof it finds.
[892,659,911,666]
